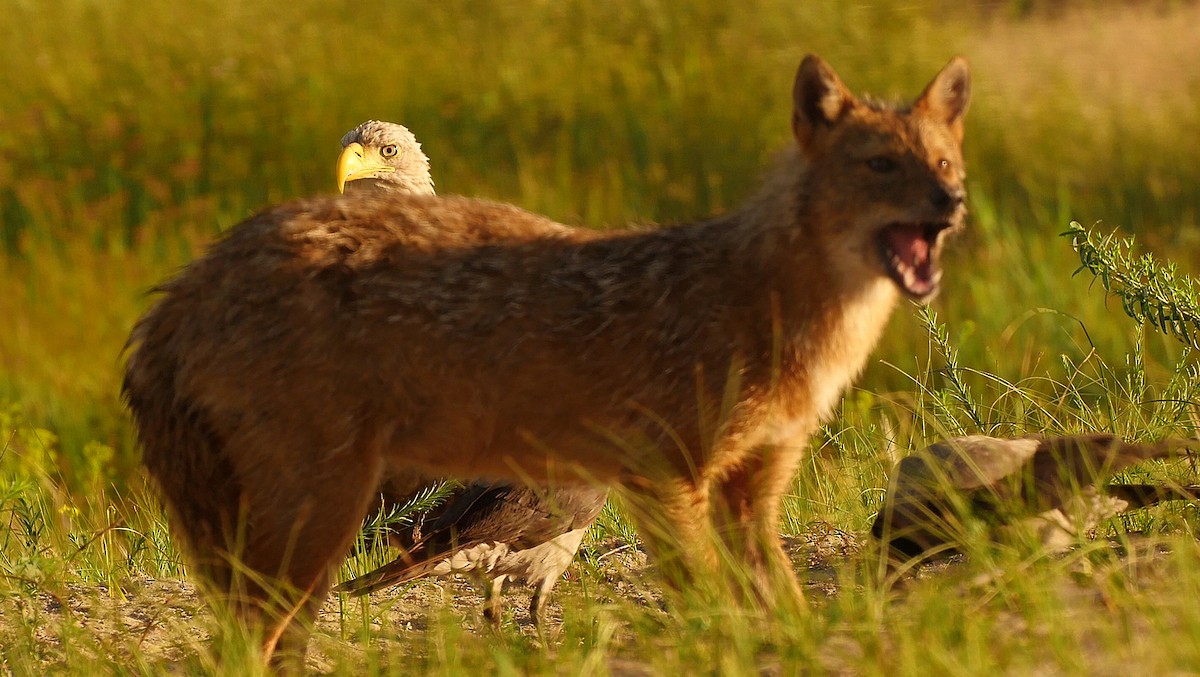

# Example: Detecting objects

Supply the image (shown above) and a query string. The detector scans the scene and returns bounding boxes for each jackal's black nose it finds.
[930,184,966,211]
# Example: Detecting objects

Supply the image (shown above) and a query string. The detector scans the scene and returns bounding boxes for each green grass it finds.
[3,0,1200,673]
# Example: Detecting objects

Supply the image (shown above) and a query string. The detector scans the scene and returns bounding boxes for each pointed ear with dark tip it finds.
[792,54,857,152]
[914,56,971,143]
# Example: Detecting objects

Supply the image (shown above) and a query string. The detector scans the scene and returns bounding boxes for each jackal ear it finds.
[914,56,972,143]
[792,54,857,151]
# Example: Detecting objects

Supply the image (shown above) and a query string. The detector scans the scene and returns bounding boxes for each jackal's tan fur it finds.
[123,54,971,661]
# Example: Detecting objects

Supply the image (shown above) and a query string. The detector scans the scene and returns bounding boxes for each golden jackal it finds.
[123,54,970,661]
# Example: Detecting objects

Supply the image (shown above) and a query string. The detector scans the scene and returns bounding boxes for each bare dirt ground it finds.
[0,524,862,673]
[1,524,1189,674]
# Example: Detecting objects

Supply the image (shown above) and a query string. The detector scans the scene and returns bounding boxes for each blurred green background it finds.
[2,0,1199,490]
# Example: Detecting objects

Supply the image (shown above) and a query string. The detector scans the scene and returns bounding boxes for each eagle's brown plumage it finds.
[340,482,607,624]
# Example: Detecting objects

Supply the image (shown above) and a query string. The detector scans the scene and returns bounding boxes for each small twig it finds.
[595,542,637,564]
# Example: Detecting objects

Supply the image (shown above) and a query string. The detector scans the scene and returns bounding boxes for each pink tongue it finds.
[888,224,930,268]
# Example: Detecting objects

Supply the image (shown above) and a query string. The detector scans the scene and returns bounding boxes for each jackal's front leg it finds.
[711,445,806,611]
[618,474,719,597]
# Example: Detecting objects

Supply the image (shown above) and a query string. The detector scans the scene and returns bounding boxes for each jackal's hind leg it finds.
[223,436,384,670]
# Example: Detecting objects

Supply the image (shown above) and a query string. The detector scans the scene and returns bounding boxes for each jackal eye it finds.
[381,144,400,158]
[866,156,897,173]
[937,158,950,169]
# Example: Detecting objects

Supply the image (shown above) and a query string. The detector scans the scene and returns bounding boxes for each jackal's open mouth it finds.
[877,222,950,300]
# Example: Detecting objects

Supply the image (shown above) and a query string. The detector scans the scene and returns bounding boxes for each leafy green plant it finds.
[343,481,462,579]
[1064,220,1200,349]
[917,304,986,433]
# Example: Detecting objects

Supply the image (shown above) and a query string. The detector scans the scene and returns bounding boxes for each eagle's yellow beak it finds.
[336,142,395,193]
